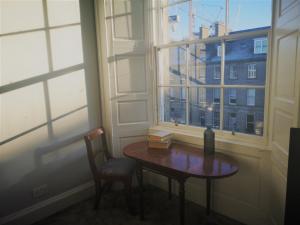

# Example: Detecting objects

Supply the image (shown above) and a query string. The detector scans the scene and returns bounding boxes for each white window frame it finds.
[229,64,238,79]
[229,89,237,105]
[154,0,270,141]
[217,45,222,57]
[248,63,257,79]
[247,88,256,106]
[213,64,221,80]
[213,88,220,104]
[254,37,268,54]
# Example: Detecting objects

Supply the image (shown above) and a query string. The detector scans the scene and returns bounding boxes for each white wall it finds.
[0,0,101,223]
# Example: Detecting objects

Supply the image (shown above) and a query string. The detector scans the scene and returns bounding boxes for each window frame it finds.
[248,63,257,79]
[154,1,271,143]
[229,64,238,80]
[254,37,268,54]
[229,88,237,105]
[247,88,256,106]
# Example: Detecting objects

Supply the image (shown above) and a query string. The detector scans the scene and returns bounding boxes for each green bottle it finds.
[204,126,215,155]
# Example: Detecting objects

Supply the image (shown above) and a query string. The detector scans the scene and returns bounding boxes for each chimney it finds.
[214,22,225,37]
[199,26,209,39]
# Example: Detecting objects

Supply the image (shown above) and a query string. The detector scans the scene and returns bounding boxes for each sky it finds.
[167,0,272,41]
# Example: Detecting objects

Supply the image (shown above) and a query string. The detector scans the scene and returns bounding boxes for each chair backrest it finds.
[84,127,112,179]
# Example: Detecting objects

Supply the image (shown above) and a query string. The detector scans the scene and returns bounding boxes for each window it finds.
[156,0,271,136]
[213,111,220,129]
[213,88,220,104]
[217,45,222,57]
[214,65,221,79]
[229,64,238,79]
[254,38,268,54]
[229,113,237,130]
[247,89,256,106]
[229,89,237,105]
[248,64,257,79]
[246,114,255,134]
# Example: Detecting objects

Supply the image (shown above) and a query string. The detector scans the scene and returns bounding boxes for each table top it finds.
[123,141,239,179]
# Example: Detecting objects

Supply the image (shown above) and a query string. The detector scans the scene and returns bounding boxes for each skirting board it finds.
[0,181,95,225]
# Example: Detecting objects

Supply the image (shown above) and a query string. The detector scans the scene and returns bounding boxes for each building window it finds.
[246,114,255,134]
[229,113,237,130]
[214,65,221,79]
[229,64,238,79]
[254,38,268,54]
[229,89,237,105]
[247,89,255,106]
[199,110,206,126]
[248,64,256,79]
[213,111,220,128]
[213,88,220,104]
[217,45,222,57]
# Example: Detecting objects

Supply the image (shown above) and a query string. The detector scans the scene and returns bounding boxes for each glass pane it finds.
[0,0,44,34]
[189,42,221,85]
[162,1,189,42]
[224,36,267,85]
[0,31,49,85]
[223,88,265,136]
[50,25,83,70]
[228,0,272,32]
[47,0,80,26]
[189,87,220,129]
[159,87,186,124]
[48,69,87,118]
[158,45,186,85]
[1,83,47,142]
[191,0,225,39]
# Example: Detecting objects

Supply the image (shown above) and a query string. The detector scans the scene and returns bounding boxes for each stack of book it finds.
[148,130,173,149]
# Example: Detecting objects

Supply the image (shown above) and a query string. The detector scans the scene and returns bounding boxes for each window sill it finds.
[150,124,271,154]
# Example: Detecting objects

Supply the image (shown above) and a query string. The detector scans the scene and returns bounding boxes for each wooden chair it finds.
[84,127,136,210]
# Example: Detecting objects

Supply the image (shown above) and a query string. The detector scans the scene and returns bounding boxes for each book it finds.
[148,140,171,149]
[148,130,173,142]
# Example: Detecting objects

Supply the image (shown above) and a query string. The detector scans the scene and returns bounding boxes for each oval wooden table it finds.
[123,141,239,225]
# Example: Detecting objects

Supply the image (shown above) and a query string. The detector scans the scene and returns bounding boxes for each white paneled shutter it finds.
[101,0,153,156]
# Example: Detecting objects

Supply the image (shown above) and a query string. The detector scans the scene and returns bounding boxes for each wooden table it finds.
[123,141,239,225]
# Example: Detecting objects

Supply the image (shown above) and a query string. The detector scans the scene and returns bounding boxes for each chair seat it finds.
[98,158,136,177]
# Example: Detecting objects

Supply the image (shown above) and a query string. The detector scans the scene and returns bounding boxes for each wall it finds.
[0,1,100,224]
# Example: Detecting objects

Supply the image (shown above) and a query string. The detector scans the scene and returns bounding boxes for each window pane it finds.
[0,31,49,85]
[228,0,272,32]
[47,0,80,27]
[161,1,189,43]
[224,36,267,85]
[159,87,186,124]
[189,87,220,129]
[50,25,83,70]
[223,88,264,136]
[158,46,186,85]
[0,0,44,34]
[189,42,221,85]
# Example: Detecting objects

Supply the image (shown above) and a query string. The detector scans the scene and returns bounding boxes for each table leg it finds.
[168,177,172,200]
[138,164,144,220]
[206,178,211,216]
[179,179,185,225]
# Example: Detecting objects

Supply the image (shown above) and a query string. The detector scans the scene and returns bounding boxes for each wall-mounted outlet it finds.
[32,184,48,199]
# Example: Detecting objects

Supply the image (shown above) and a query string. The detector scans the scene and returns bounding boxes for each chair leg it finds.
[94,181,102,210]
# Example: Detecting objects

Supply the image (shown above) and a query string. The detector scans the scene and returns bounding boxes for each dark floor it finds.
[34,185,244,225]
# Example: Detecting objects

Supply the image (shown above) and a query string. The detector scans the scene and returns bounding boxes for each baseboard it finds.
[0,181,94,225]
